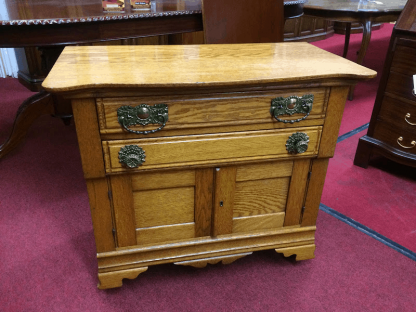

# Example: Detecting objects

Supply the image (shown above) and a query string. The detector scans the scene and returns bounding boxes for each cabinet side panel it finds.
[110,175,137,247]
[284,159,311,226]
[301,158,329,227]
[85,178,116,252]
[72,98,106,179]
[318,87,349,158]
[212,167,237,236]
[195,168,214,237]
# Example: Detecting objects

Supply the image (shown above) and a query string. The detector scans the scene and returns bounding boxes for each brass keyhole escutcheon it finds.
[137,106,150,119]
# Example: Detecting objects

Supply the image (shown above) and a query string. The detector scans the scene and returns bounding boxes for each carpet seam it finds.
[319,203,416,262]
[337,123,369,143]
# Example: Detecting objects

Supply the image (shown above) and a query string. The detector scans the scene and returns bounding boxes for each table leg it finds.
[0,91,54,159]
[348,20,372,100]
[343,22,351,58]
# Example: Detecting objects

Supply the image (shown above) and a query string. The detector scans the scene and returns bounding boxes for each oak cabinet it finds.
[42,43,375,289]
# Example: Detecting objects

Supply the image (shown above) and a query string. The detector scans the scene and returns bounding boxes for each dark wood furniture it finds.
[202,0,284,44]
[284,15,334,42]
[42,43,375,289]
[354,0,416,169]
[303,0,407,100]
[0,0,303,161]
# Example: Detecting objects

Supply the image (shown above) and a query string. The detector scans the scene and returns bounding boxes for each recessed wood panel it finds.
[104,127,322,173]
[134,187,195,228]
[131,170,195,191]
[97,88,328,133]
[235,161,293,182]
[233,177,290,217]
[136,223,195,245]
[233,212,285,233]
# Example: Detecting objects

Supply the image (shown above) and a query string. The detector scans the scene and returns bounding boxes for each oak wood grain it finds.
[134,187,195,228]
[318,86,349,158]
[174,252,252,268]
[233,212,285,233]
[85,178,116,253]
[233,178,290,217]
[103,127,322,173]
[284,159,311,226]
[195,168,214,237]
[98,267,148,289]
[301,158,329,227]
[97,88,328,134]
[136,223,195,245]
[42,44,376,93]
[109,174,137,247]
[72,98,106,179]
[235,161,293,182]
[212,167,237,236]
[131,170,195,191]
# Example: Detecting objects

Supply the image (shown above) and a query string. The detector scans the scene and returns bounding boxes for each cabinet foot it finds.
[354,136,372,168]
[275,244,315,261]
[97,267,148,289]
[174,252,252,268]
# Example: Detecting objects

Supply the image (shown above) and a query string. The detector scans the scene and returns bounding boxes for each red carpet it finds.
[322,130,416,253]
[1,23,416,310]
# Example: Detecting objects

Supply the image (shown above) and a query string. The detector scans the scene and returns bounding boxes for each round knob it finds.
[119,145,146,168]
[286,132,309,154]
[137,106,150,119]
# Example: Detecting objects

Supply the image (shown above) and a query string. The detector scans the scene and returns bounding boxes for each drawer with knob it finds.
[102,127,322,174]
[96,88,329,139]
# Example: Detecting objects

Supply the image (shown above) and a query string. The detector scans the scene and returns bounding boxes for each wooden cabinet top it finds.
[43,43,376,93]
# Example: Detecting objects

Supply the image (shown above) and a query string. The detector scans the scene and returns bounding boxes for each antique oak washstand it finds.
[42,43,375,289]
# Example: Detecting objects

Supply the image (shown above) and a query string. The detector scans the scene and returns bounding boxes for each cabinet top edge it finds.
[43,43,376,94]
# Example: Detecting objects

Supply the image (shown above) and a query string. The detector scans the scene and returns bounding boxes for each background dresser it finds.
[354,0,416,168]
[43,43,375,289]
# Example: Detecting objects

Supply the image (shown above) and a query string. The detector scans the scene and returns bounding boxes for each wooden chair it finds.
[202,0,285,44]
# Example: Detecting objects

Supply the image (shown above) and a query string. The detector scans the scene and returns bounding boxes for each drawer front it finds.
[378,94,416,133]
[103,127,322,173]
[97,88,329,137]
[373,121,416,156]
[385,71,416,103]
[391,43,416,77]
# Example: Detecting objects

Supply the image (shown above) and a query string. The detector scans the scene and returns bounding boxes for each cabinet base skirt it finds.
[96,226,316,289]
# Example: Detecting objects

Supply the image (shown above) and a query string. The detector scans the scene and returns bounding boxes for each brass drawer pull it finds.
[270,94,314,123]
[397,137,416,149]
[405,113,416,126]
[286,132,309,154]
[117,104,168,135]
[119,145,146,168]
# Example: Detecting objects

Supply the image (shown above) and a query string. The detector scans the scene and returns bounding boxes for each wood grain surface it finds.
[42,44,376,92]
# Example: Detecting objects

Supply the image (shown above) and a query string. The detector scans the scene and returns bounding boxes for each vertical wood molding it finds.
[301,158,329,227]
[85,178,116,252]
[284,159,311,226]
[72,98,106,179]
[195,168,214,237]
[318,86,349,158]
[110,174,137,247]
[212,166,237,236]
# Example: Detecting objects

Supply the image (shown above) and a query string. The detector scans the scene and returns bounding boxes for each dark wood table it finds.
[303,0,407,100]
[0,0,304,160]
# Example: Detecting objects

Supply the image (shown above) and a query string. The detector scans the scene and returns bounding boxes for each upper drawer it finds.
[96,88,329,138]
[391,43,416,77]
[385,71,416,103]
[378,94,416,133]
[102,127,322,174]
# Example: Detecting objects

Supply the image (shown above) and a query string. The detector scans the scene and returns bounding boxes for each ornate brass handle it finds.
[119,145,146,168]
[117,104,168,135]
[397,137,416,149]
[270,94,314,123]
[286,132,309,154]
[405,113,416,126]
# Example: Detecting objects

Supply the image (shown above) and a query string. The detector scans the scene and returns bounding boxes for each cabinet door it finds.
[109,168,213,247]
[212,159,312,236]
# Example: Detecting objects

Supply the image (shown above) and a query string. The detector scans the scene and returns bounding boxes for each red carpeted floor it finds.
[1,23,416,311]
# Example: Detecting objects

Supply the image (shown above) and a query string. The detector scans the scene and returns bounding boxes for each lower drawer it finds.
[103,127,322,173]
[378,94,416,133]
[373,120,416,156]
